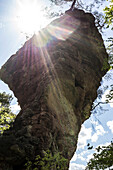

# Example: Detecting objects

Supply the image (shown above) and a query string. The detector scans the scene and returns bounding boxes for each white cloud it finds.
[107,120,113,133]
[70,123,107,169]
[96,142,110,148]
[90,120,99,126]
[69,162,85,170]
[71,153,77,162]
[86,153,94,162]
[80,150,89,156]
[77,154,86,161]
[91,125,106,142]
[10,104,21,114]
[91,133,98,142]
[77,125,92,149]
[105,165,113,170]
[77,124,106,148]
[0,22,4,29]
[71,150,89,166]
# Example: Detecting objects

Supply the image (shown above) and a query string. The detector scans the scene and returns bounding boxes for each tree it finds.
[49,0,106,11]
[69,0,77,10]
[25,150,68,170]
[86,141,113,170]
[47,0,107,32]
[86,3,113,168]
[104,0,113,65]
[0,92,16,134]
[104,0,113,29]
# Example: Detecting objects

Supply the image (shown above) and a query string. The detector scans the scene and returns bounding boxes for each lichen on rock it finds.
[0,8,109,169]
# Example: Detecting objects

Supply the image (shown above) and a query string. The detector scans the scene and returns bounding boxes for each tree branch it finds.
[70,0,77,10]
[92,101,113,111]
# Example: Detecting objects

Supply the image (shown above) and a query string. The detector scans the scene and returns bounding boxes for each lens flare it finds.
[16,0,48,35]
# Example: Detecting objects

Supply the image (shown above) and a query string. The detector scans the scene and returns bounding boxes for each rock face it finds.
[0,9,109,169]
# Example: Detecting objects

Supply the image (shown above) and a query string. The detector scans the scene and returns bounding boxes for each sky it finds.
[0,0,113,169]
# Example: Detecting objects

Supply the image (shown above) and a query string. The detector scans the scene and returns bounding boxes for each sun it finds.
[16,0,48,35]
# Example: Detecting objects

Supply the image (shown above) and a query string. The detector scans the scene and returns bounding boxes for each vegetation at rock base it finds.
[0,92,16,133]
[25,150,68,170]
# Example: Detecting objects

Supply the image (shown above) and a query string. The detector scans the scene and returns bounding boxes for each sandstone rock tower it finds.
[0,9,109,169]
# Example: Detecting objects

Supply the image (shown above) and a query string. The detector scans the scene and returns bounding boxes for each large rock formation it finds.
[0,9,109,169]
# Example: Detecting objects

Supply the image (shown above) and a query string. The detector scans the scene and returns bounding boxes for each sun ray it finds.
[32,30,76,134]
[16,0,48,35]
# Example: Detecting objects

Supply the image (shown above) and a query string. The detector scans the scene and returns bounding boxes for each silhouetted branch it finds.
[92,101,113,111]
[70,0,77,10]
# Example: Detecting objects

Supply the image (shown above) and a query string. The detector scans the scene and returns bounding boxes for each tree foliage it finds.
[86,2,113,168]
[25,150,68,170]
[104,0,113,70]
[86,141,113,170]
[0,92,16,133]
[104,0,113,29]
[47,0,107,32]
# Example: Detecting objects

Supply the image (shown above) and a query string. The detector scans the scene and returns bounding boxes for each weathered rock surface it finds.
[0,8,109,169]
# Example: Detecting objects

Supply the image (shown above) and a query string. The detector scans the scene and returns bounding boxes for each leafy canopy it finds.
[0,92,16,133]
[25,150,68,170]
[86,141,113,170]
[86,2,113,169]
[104,0,113,29]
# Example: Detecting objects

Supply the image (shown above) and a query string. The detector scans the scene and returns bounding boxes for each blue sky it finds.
[0,0,113,169]
[0,0,26,67]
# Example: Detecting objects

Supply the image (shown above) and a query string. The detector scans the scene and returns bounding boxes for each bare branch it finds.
[70,0,77,10]
[92,101,113,111]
